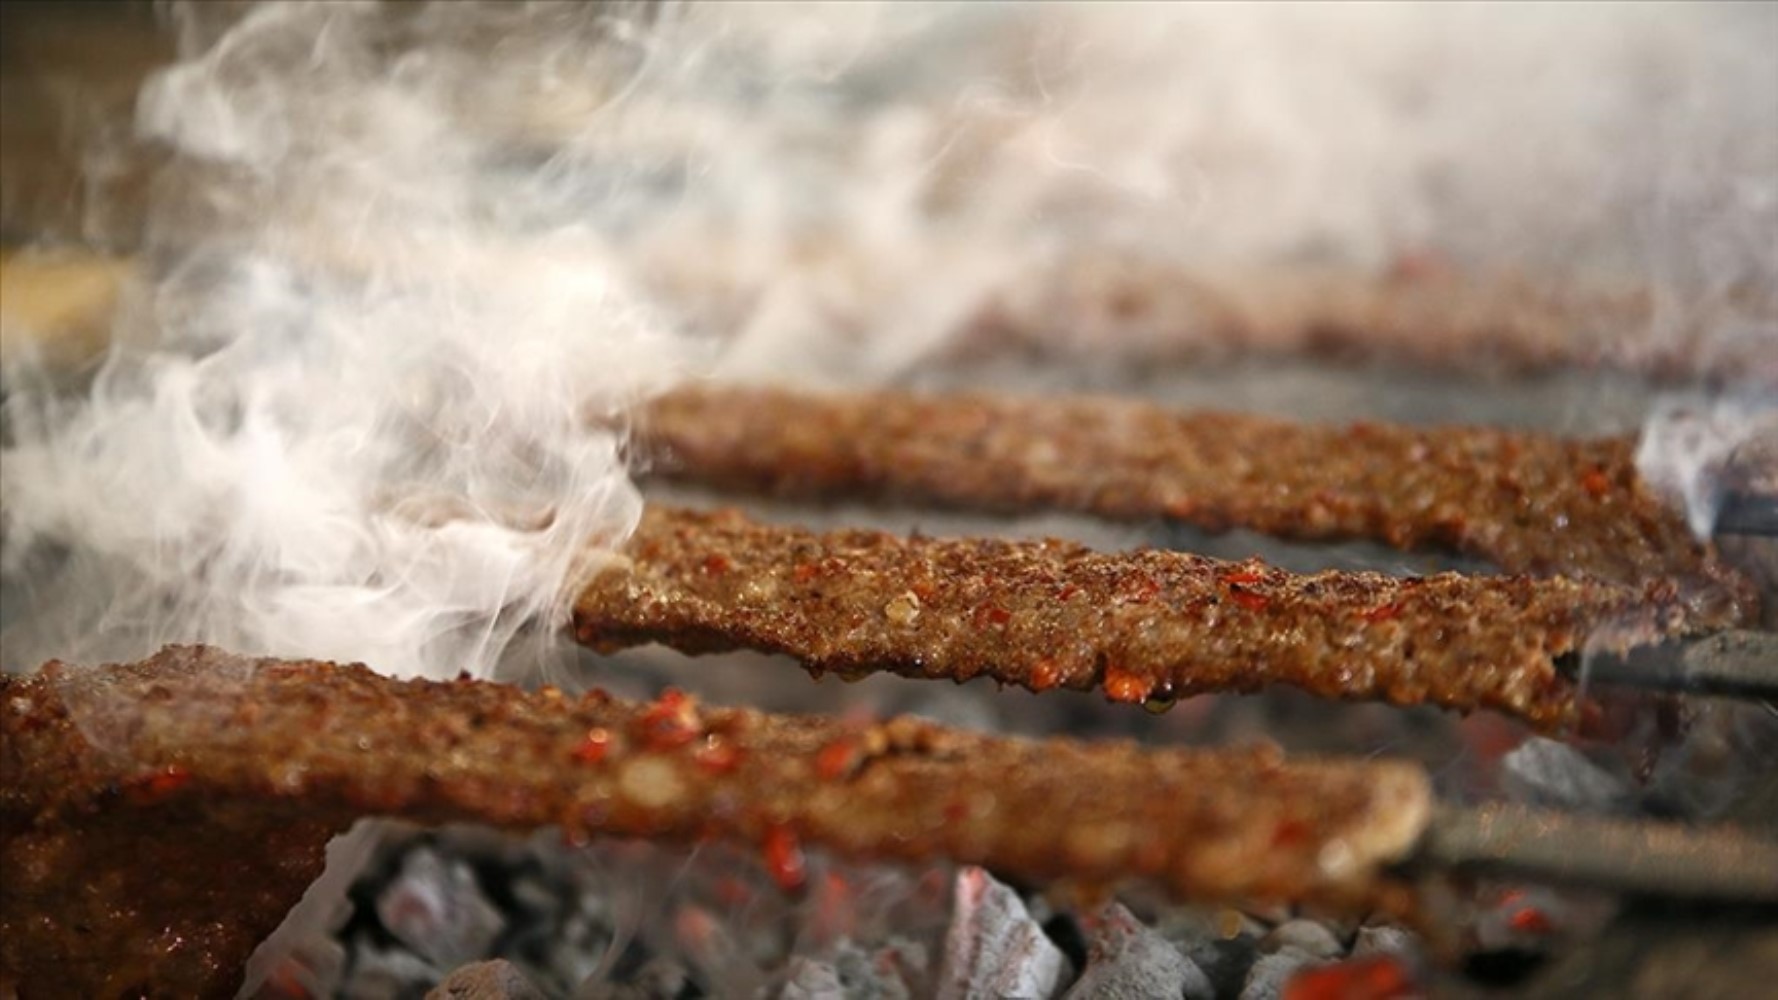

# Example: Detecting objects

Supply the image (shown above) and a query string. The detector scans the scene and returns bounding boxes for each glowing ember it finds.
[762,825,807,893]
[1283,955,1419,1000]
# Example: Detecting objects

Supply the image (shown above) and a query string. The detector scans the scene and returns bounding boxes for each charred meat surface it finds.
[574,507,1739,731]
[641,385,1753,606]
[0,646,1433,996]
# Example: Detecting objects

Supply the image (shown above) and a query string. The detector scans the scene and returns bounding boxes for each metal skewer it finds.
[1714,490,1778,538]
[1579,630,1778,701]
[1419,804,1778,903]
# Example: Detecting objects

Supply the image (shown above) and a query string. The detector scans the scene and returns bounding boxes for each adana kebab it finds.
[573,507,1744,731]
[1,646,1431,997]
[9,649,1777,999]
[639,385,1754,604]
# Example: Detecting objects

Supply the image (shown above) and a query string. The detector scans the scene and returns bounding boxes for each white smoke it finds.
[1,2,697,677]
[603,2,1778,384]
[3,2,1774,679]
[1636,395,1776,538]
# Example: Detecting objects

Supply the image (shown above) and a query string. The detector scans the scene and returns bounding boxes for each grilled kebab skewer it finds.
[639,385,1755,603]
[1,646,1433,996]
[573,507,1746,732]
[7,648,1775,998]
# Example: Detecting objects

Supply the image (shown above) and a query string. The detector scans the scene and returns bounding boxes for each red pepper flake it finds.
[1104,667,1150,704]
[636,688,701,750]
[692,735,743,774]
[762,824,806,892]
[1227,586,1270,612]
[1222,566,1265,586]
[1585,466,1614,498]
[1283,954,1417,1000]
[131,764,192,802]
[702,553,731,575]
[1581,468,1611,499]
[972,603,1012,627]
[1271,818,1311,847]
[1029,658,1065,691]
[1056,584,1079,602]
[793,562,819,584]
[1508,906,1554,934]
[1123,576,1162,603]
[815,737,863,782]
[1362,601,1403,623]
[572,727,613,764]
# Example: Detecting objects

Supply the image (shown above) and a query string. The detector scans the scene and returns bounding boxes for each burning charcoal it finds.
[1064,902,1214,1000]
[781,956,845,998]
[1240,947,1322,1000]
[1350,925,1418,961]
[1259,920,1344,961]
[582,956,692,1000]
[865,939,932,998]
[1502,738,1632,814]
[254,938,349,999]
[1475,887,1566,953]
[1162,909,1265,998]
[535,907,620,992]
[674,904,767,996]
[376,847,507,971]
[803,939,919,1000]
[425,960,545,1000]
[340,939,443,1000]
[936,868,1071,1000]
[1279,954,1420,1000]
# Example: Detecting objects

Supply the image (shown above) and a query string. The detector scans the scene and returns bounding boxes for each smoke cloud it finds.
[2,3,697,677]
[4,2,1773,679]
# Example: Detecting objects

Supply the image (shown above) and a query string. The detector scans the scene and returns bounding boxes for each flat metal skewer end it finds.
[1714,491,1778,538]
[1421,804,1778,903]
[1579,630,1778,701]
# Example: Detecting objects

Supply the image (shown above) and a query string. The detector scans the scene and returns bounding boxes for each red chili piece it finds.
[636,688,701,750]
[1581,468,1611,499]
[815,738,862,782]
[1227,586,1270,611]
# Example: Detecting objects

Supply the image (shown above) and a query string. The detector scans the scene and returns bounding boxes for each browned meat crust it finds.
[640,385,1754,608]
[574,507,1741,731]
[1,646,1432,997]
